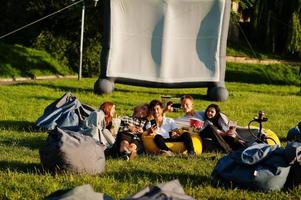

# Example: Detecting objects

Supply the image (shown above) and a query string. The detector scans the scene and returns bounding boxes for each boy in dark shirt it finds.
[114,104,149,160]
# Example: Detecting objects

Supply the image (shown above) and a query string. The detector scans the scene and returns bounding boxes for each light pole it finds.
[78,0,98,80]
[299,67,301,95]
[78,0,85,80]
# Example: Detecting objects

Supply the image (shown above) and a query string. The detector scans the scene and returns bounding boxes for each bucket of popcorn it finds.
[190,118,204,129]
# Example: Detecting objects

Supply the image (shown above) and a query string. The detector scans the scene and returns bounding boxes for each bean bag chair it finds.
[142,129,202,155]
[125,179,194,200]
[40,127,105,174]
[45,180,193,200]
[286,122,301,142]
[45,184,112,200]
[211,142,301,191]
[236,126,281,146]
[79,110,116,149]
[36,92,95,130]
[284,142,301,189]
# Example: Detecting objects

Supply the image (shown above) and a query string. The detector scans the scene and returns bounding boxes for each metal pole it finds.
[299,67,301,94]
[79,1,85,80]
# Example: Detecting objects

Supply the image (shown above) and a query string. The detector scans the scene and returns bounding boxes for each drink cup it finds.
[112,117,121,132]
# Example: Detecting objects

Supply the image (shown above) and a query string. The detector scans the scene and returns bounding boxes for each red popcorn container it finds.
[190,118,204,129]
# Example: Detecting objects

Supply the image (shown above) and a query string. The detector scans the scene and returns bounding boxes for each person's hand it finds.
[225,127,236,138]
[237,139,246,145]
[217,129,226,136]
[129,124,136,132]
[147,124,157,135]
[136,127,144,134]
[170,130,180,138]
[166,104,174,112]
[129,143,137,151]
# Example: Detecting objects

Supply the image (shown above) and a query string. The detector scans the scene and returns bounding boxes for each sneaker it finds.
[120,151,130,161]
[122,154,130,161]
[160,150,175,157]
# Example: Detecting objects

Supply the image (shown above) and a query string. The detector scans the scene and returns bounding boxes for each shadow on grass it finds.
[0,160,42,174]
[225,70,272,85]
[106,168,210,187]
[0,120,39,132]
[115,87,209,100]
[190,94,211,101]
[114,87,172,96]
[28,94,58,102]
[0,135,45,150]
[17,82,94,94]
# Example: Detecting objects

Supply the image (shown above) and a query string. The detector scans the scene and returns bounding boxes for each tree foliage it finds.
[0,0,102,76]
[286,3,301,54]
[251,0,301,56]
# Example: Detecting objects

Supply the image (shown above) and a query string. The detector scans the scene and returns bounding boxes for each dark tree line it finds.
[236,0,301,57]
[252,0,301,56]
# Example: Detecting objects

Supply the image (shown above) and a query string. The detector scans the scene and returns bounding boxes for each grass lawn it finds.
[0,43,72,78]
[0,77,300,199]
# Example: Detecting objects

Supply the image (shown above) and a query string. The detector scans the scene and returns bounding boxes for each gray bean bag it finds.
[40,127,105,174]
[45,184,112,200]
[45,180,193,200]
[124,179,194,200]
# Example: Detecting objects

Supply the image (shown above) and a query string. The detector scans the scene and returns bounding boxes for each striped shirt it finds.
[118,116,148,135]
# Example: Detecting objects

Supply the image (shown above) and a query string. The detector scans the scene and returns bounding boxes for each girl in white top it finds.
[200,103,244,151]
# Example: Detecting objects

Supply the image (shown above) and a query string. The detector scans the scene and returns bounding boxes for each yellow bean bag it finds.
[236,127,281,146]
[263,128,281,145]
[142,130,202,155]
[142,127,279,156]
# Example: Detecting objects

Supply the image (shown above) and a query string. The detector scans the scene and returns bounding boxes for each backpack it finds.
[80,110,116,149]
[36,92,95,130]
[287,122,301,142]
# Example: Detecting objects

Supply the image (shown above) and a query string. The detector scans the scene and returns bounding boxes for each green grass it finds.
[0,43,73,78]
[226,43,282,60]
[227,42,301,61]
[226,62,301,86]
[0,75,301,199]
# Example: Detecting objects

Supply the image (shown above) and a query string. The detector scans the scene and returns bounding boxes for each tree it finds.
[286,1,301,55]
[251,0,301,56]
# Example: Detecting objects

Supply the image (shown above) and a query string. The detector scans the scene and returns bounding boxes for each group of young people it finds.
[98,95,245,160]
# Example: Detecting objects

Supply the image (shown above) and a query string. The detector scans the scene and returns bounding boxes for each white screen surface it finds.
[107,0,227,83]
